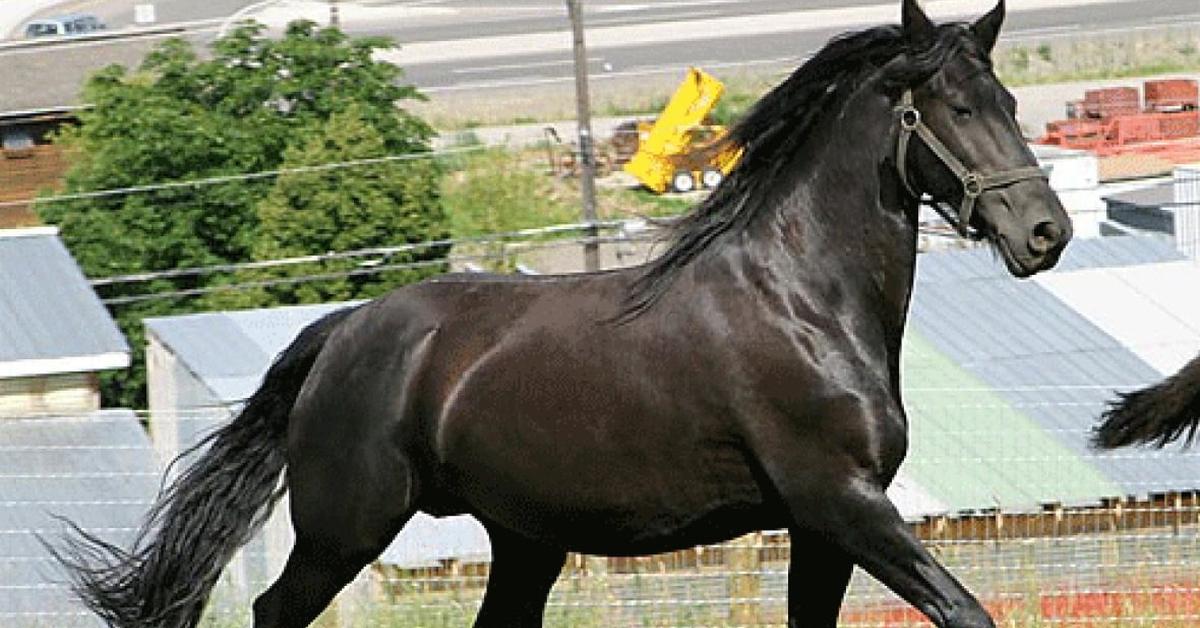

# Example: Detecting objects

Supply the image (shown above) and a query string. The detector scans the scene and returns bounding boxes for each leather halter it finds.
[894,89,1047,237]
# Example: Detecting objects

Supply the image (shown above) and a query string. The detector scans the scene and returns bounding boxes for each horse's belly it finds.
[425,312,778,551]
[436,433,778,553]
[542,500,785,556]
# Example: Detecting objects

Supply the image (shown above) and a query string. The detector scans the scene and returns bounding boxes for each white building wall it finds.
[145,332,292,606]
[1174,164,1200,259]
[1034,145,1102,238]
[0,372,98,417]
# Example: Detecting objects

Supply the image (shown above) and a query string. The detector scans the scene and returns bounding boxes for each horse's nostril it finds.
[1029,220,1062,255]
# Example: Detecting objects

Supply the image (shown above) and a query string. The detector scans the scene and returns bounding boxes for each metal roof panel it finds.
[0,229,128,372]
[0,410,157,627]
[911,241,1200,501]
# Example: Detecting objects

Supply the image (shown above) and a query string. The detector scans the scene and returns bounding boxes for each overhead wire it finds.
[89,219,640,287]
[0,144,488,210]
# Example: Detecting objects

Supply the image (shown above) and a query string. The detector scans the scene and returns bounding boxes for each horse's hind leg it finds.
[787,529,854,628]
[473,523,567,628]
[251,451,418,627]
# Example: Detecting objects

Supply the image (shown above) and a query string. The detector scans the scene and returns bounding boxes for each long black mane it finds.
[622,24,982,317]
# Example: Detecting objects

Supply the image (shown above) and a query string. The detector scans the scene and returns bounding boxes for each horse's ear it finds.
[901,0,936,42]
[972,0,1005,53]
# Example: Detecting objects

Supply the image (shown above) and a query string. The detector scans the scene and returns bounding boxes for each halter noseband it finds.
[894,90,1047,238]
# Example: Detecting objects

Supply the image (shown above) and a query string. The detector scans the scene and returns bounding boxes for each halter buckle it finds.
[898,107,921,131]
[962,172,983,198]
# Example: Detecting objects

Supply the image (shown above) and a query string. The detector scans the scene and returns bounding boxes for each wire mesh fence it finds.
[3,400,1200,627]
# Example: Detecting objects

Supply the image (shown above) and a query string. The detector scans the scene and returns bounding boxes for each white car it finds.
[24,14,107,38]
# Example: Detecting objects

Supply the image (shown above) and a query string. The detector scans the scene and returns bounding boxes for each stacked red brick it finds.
[1145,79,1200,139]
[1038,79,1200,158]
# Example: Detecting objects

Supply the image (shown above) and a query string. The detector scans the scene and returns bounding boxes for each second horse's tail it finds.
[49,306,356,628]
[1094,352,1200,449]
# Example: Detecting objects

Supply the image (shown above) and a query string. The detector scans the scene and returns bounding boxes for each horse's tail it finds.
[49,306,356,628]
[1094,352,1200,449]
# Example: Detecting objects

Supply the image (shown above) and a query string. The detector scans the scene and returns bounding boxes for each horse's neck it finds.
[744,104,919,368]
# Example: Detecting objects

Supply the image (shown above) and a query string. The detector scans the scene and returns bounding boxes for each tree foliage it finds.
[39,22,447,408]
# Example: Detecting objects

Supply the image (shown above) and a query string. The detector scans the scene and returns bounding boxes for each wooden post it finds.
[728,533,762,625]
[583,554,609,623]
[1173,492,1183,535]
[565,0,600,272]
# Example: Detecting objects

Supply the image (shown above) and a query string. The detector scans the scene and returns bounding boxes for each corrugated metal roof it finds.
[909,238,1200,502]
[900,333,1119,515]
[1035,261,1200,375]
[144,302,359,403]
[916,235,1183,284]
[885,473,947,520]
[1040,234,1184,272]
[0,228,129,375]
[1103,181,1175,209]
[0,409,159,627]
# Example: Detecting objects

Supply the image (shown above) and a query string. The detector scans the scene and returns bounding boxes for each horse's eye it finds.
[953,106,973,120]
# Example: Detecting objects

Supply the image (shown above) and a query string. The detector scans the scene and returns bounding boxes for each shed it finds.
[0,226,129,416]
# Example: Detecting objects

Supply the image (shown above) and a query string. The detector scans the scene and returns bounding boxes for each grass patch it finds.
[441,148,581,238]
[995,28,1200,86]
[440,147,698,235]
[437,145,697,270]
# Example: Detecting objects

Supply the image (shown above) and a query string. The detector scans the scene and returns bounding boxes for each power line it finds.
[89,219,640,287]
[89,211,1128,299]
[0,145,488,210]
[100,231,661,306]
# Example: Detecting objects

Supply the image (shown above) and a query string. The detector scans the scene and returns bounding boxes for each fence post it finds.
[583,554,609,624]
[728,532,762,626]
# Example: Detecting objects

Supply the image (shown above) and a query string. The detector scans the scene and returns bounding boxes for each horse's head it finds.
[896,0,1071,277]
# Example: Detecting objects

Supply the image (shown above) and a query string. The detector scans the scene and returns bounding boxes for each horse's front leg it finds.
[751,411,994,628]
[791,477,992,628]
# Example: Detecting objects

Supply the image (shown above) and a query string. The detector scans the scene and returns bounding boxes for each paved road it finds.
[2,0,1197,113]
[375,0,1200,93]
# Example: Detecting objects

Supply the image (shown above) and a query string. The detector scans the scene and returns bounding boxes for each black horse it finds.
[1095,351,1200,449]
[54,1,1072,627]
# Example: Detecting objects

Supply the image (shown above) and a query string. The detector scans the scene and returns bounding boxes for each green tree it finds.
[38,21,446,408]
[215,104,447,307]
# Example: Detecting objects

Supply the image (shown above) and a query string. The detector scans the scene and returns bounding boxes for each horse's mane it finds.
[620,23,981,318]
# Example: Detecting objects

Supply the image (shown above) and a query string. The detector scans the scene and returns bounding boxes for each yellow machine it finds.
[623,67,742,194]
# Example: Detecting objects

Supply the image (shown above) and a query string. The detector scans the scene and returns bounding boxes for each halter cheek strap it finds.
[894,90,1047,237]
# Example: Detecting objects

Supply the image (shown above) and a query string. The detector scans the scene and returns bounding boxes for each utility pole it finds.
[329,0,339,28]
[566,0,600,272]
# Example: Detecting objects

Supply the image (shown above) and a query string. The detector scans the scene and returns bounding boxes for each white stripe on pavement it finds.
[379,0,1149,67]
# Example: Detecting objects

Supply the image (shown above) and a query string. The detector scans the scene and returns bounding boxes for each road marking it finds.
[594,0,741,14]
[387,0,459,6]
[424,54,804,94]
[380,0,1153,66]
[588,10,723,28]
[1006,24,1081,37]
[1151,12,1200,23]
[453,57,603,74]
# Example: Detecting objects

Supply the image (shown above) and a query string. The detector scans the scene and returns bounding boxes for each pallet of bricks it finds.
[1042,79,1199,153]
